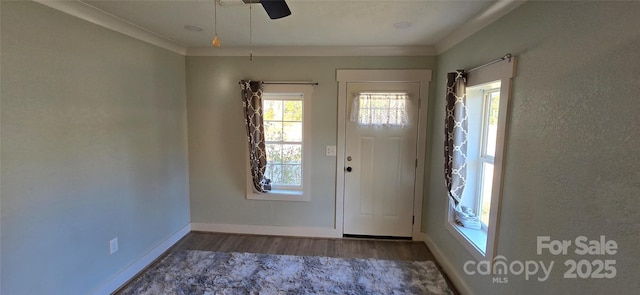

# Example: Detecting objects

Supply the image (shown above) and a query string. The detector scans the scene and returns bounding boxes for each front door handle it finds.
[346,167,353,172]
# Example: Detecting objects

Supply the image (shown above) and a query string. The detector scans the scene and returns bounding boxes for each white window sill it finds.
[246,189,310,202]
[455,224,487,252]
[445,219,488,261]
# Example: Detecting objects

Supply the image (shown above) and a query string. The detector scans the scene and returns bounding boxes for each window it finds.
[445,60,515,261]
[263,94,303,188]
[246,84,312,201]
[350,93,409,127]
[478,88,500,225]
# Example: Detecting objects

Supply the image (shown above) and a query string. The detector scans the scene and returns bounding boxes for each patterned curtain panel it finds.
[241,80,268,193]
[444,71,468,206]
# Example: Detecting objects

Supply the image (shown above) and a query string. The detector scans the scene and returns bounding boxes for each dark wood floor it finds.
[116,232,457,294]
[171,231,436,261]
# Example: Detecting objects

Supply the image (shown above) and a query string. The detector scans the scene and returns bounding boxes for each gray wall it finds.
[424,1,640,294]
[4,1,638,294]
[1,2,190,294]
[187,56,435,227]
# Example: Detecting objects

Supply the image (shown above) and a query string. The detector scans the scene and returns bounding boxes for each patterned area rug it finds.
[117,250,453,295]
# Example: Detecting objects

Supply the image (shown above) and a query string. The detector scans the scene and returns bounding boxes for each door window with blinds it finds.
[350,92,410,127]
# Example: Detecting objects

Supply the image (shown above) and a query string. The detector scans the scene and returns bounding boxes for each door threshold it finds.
[343,234,412,241]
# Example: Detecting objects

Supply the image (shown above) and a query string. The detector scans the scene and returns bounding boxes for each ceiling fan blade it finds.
[260,0,291,19]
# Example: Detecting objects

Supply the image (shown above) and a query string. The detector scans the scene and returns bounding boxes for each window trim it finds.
[444,58,516,261]
[245,84,313,202]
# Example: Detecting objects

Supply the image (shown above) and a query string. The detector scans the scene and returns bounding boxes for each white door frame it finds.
[336,69,432,241]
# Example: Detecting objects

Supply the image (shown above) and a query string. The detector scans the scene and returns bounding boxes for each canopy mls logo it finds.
[463,235,618,283]
[464,256,553,283]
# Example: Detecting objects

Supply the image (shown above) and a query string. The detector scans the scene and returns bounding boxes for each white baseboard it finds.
[191,222,342,239]
[92,223,191,295]
[424,234,474,295]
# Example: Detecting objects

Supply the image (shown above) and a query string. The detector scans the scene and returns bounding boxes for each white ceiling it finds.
[78,0,497,47]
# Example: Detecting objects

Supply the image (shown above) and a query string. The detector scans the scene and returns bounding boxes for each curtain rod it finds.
[466,53,512,73]
[238,81,319,86]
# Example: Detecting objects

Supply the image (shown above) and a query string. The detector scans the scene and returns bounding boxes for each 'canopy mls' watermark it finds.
[463,235,618,283]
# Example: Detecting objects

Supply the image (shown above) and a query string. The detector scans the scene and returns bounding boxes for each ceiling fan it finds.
[214,0,291,57]
[220,0,291,19]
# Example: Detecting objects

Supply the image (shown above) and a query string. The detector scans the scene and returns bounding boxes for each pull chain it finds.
[212,0,220,47]
[249,3,253,61]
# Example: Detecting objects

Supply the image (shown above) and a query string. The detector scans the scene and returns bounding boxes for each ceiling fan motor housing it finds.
[219,0,291,19]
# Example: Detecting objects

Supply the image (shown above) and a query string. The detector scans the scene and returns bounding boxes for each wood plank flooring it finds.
[170,232,436,261]
[115,232,458,294]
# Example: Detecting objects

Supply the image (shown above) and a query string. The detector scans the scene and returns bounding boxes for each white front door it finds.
[343,82,420,237]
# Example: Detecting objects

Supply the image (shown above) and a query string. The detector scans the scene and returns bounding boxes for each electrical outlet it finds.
[109,238,119,255]
[326,145,337,156]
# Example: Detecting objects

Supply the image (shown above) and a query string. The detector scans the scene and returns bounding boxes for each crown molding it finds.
[34,0,187,55]
[435,0,526,54]
[186,46,436,57]
[33,0,521,58]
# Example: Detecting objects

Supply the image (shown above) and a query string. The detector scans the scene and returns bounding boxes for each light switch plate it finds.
[326,145,337,156]
[110,238,119,255]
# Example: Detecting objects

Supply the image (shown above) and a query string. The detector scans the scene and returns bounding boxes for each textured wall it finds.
[424,1,640,294]
[1,2,190,294]
[186,56,435,228]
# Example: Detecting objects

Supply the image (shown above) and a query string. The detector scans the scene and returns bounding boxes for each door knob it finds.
[346,167,353,172]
